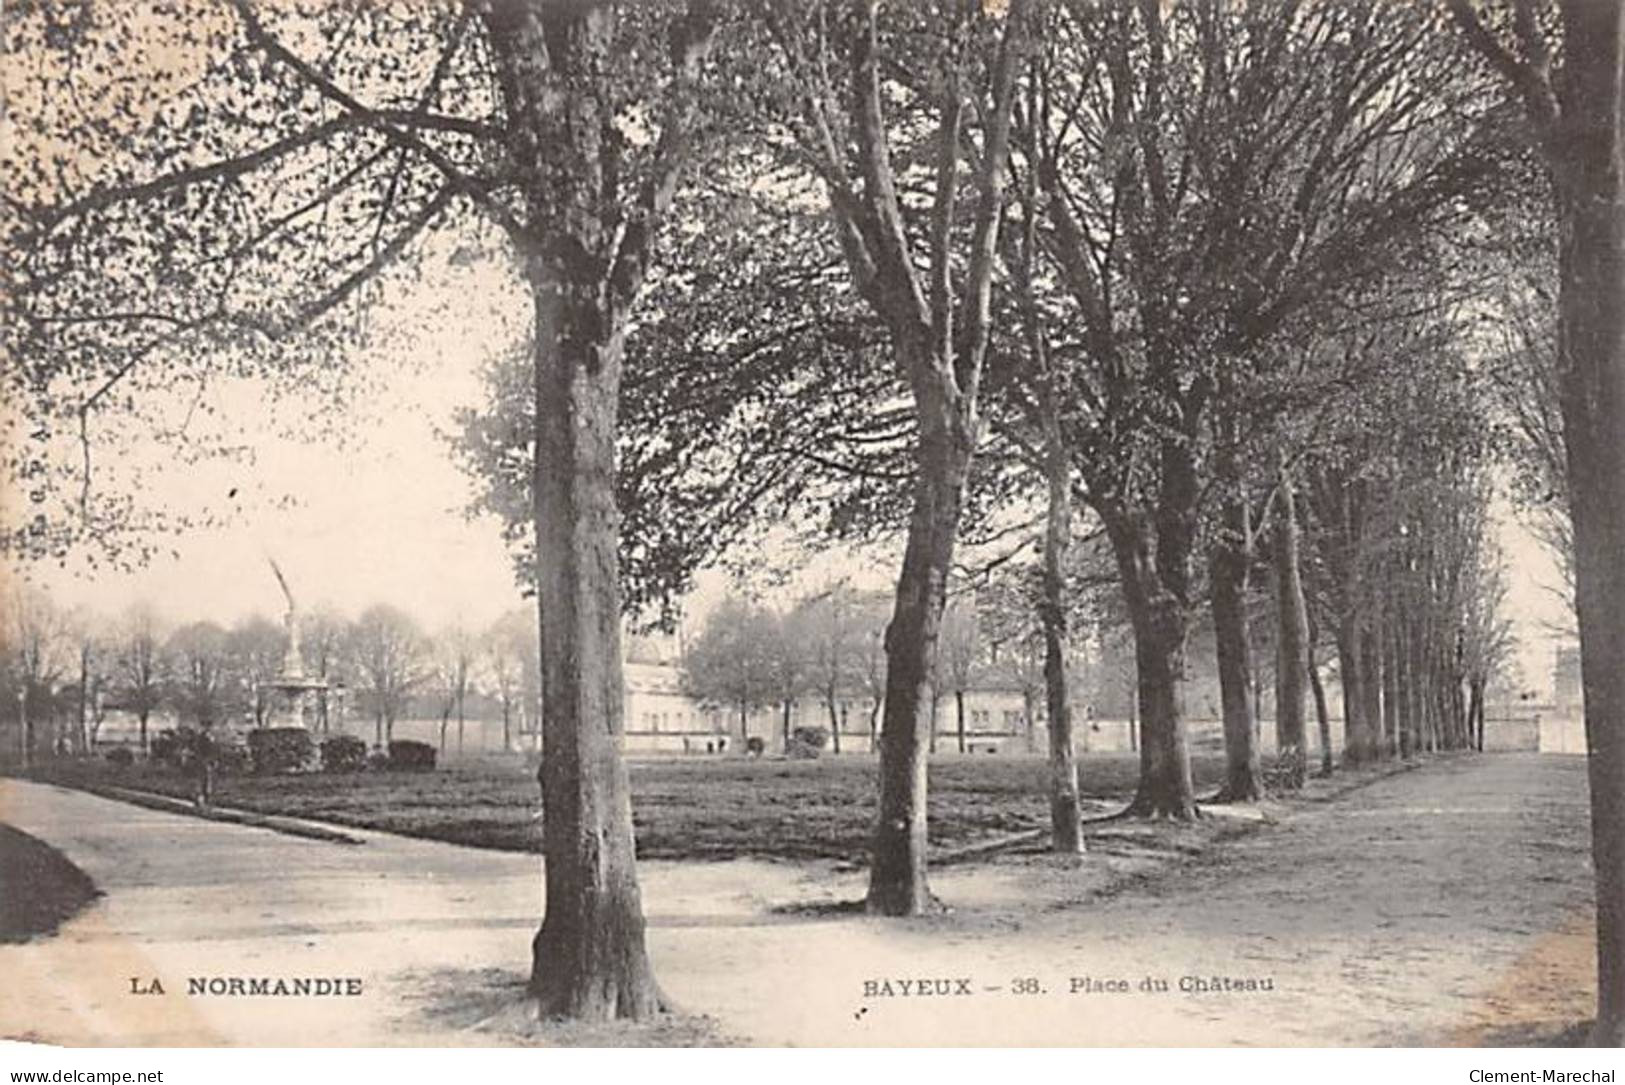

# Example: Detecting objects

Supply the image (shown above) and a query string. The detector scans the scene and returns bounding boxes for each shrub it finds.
[105,747,134,767]
[365,748,391,772]
[744,736,766,757]
[152,727,242,772]
[787,725,829,760]
[387,739,437,772]
[247,728,316,774]
[321,735,369,773]
[214,739,252,775]
[149,729,185,768]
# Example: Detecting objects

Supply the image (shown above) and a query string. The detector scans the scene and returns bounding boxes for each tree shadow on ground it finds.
[768,898,867,918]
[1468,1019,1592,1047]
[391,966,737,1046]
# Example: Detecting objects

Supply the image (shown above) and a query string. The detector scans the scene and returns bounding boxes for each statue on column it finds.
[254,556,326,736]
[267,556,305,681]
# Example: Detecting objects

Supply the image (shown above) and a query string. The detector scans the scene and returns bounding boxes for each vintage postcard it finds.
[2,0,1619,1051]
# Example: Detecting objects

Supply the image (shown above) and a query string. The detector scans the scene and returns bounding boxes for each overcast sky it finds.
[9,254,530,634]
[19,352,518,632]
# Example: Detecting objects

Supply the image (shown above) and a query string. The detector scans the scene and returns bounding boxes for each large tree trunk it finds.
[928,688,939,755]
[1271,473,1311,789]
[868,412,972,915]
[1307,632,1334,777]
[77,650,89,756]
[1040,423,1083,853]
[1128,604,1197,818]
[1209,497,1263,801]
[526,269,661,1019]
[1407,614,1428,757]
[1443,657,1463,751]
[1395,618,1412,758]
[1337,615,1373,766]
[1477,680,1487,751]
[1108,514,1197,820]
[1550,5,1625,1041]
[1420,634,1439,754]
[479,0,716,1020]
[841,0,1026,916]
[1462,665,1475,750]
[1360,624,1386,760]
[1384,617,1405,758]
[826,697,842,755]
[955,689,967,754]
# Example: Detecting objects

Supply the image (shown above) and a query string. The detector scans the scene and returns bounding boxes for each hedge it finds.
[387,739,436,772]
[320,735,369,773]
[248,728,316,774]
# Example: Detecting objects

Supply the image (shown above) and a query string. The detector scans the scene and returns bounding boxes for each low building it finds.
[624,661,735,754]
[930,685,1040,755]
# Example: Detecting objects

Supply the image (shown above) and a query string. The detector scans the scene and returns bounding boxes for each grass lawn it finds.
[19,751,1227,862]
[0,824,99,942]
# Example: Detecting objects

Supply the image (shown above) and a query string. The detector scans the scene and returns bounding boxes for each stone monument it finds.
[263,557,326,730]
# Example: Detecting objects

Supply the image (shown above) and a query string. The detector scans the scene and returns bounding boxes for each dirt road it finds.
[0,753,1598,1046]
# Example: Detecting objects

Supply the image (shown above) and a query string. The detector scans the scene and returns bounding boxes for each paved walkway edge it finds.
[48,782,365,846]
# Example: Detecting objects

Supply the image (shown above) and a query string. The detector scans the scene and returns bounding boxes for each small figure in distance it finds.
[191,727,217,810]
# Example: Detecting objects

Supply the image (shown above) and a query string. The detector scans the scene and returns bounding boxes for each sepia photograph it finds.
[1,0,1622,1059]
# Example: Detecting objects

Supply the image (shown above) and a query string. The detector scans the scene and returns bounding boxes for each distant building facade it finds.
[623,661,735,754]
[1553,645,1583,716]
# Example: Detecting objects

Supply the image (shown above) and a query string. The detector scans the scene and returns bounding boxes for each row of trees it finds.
[442,0,1523,889]
[683,588,887,753]
[682,581,1054,755]
[5,0,1619,1039]
[0,590,541,760]
[440,0,1599,1021]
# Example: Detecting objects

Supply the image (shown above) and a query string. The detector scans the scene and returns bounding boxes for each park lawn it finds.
[0,824,99,942]
[20,751,1227,862]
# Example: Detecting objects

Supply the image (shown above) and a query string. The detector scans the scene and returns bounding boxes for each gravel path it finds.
[0,752,1598,1046]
